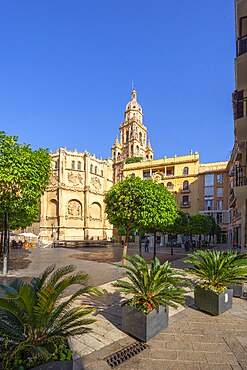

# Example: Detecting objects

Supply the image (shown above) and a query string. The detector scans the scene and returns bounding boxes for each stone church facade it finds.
[39,147,113,242]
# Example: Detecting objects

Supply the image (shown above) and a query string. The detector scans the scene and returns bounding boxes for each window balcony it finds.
[180,187,190,193]
[236,35,247,57]
[234,165,247,187]
[234,165,247,200]
[180,201,191,208]
[232,92,247,120]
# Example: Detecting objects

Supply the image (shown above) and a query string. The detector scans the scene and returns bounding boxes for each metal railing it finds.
[235,165,247,187]
[236,34,247,56]
[180,201,191,208]
[232,93,247,120]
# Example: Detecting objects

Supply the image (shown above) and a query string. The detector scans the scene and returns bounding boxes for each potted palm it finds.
[228,252,247,297]
[112,254,190,342]
[0,265,102,370]
[185,250,247,315]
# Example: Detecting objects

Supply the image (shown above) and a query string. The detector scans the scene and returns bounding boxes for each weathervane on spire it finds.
[131,81,135,90]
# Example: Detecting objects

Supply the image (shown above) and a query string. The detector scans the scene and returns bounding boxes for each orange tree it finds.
[104,176,178,264]
[0,132,51,272]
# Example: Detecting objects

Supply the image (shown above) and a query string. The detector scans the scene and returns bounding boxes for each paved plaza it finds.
[0,244,247,369]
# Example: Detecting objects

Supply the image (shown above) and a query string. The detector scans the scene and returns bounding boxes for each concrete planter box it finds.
[228,284,244,298]
[122,305,168,342]
[194,286,233,315]
[31,360,73,370]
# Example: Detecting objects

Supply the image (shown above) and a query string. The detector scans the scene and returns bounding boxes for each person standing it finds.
[144,238,149,252]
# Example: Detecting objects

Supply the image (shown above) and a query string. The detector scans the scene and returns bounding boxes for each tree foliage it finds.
[167,211,189,235]
[0,132,51,229]
[188,214,213,238]
[104,176,178,263]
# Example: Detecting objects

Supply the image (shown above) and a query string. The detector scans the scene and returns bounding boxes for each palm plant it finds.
[0,264,102,369]
[113,254,190,314]
[184,250,247,294]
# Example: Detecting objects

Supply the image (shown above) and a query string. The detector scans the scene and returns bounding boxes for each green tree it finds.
[167,211,189,235]
[0,132,51,229]
[104,177,178,264]
[138,180,178,258]
[0,132,51,273]
[166,211,189,255]
[188,214,212,243]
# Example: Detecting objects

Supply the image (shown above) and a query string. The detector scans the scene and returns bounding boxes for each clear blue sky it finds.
[0,0,235,163]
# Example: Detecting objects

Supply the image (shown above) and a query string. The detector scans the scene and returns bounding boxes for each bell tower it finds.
[112,88,154,183]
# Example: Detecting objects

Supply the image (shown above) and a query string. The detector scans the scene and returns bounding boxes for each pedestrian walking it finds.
[144,238,149,252]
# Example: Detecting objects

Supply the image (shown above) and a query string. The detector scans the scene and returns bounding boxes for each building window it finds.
[182,195,189,206]
[143,170,151,179]
[131,173,135,177]
[216,212,223,224]
[217,200,223,211]
[101,170,103,176]
[205,174,214,186]
[95,166,97,174]
[90,164,93,173]
[204,186,214,198]
[77,161,81,170]
[183,167,189,175]
[205,200,214,211]
[183,180,189,191]
[71,161,75,170]
[167,182,173,189]
[217,174,223,184]
[217,187,224,198]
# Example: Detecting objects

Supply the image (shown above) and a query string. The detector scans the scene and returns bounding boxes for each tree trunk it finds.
[153,231,157,259]
[3,212,9,276]
[138,231,142,257]
[122,231,129,266]
[0,215,4,256]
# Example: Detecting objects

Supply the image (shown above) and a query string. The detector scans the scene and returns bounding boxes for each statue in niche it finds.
[68,201,81,217]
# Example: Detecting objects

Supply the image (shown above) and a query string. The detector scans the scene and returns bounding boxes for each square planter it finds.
[122,305,168,342]
[228,284,244,298]
[194,286,233,315]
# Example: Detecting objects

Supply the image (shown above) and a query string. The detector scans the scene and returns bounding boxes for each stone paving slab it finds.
[69,274,194,360]
[74,295,247,370]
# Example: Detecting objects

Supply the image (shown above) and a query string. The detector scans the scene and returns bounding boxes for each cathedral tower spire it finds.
[111,88,154,183]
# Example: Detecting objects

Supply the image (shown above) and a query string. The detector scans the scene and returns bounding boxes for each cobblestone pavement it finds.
[1,244,247,369]
[73,293,247,370]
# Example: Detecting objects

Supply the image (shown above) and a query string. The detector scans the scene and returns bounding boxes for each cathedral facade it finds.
[38,148,113,242]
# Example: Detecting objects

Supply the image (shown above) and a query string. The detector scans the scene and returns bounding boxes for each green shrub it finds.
[113,254,191,314]
[184,250,247,294]
[0,265,102,369]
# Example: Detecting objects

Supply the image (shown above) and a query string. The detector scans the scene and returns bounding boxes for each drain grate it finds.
[105,341,148,368]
